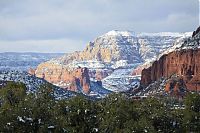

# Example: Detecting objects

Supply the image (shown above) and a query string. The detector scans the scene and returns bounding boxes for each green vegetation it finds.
[0,82,199,133]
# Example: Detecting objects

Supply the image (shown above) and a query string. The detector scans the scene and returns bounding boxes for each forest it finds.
[0,82,199,133]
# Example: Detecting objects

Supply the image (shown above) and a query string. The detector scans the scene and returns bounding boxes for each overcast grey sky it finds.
[0,0,199,53]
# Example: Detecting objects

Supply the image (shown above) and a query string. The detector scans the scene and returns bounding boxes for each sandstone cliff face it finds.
[58,31,190,66]
[34,62,90,94]
[141,49,200,91]
[132,62,152,76]
[164,76,187,95]
[141,26,200,92]
[59,32,141,64]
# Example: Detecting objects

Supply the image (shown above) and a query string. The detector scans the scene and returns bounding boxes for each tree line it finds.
[0,82,199,133]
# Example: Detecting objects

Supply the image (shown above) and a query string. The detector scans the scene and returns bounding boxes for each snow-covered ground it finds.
[102,66,141,92]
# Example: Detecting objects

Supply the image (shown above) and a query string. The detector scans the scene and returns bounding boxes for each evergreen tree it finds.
[183,93,200,132]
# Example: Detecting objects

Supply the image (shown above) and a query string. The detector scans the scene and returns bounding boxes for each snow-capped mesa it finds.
[34,30,192,93]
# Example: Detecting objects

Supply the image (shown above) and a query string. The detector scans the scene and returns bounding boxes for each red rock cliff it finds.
[33,62,90,94]
[141,49,200,91]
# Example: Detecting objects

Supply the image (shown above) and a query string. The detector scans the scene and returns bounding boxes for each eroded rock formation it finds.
[33,62,90,94]
[132,62,152,76]
[141,49,200,91]
[141,26,200,92]
[164,76,187,95]
[28,68,36,76]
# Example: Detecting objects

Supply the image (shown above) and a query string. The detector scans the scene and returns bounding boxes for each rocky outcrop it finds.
[89,69,113,81]
[135,74,188,97]
[164,76,187,95]
[28,68,36,76]
[34,62,90,94]
[141,27,200,92]
[59,31,142,64]
[132,62,152,76]
[141,49,200,91]
[192,26,200,37]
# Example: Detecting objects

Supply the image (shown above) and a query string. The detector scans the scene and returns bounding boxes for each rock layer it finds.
[33,62,90,94]
[141,49,200,91]
[164,76,187,95]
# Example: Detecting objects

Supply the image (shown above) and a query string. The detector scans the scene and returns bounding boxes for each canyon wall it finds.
[132,62,152,76]
[141,49,200,91]
[32,62,90,94]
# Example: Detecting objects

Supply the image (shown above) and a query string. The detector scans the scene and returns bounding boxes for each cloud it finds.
[0,0,198,52]
[0,39,87,53]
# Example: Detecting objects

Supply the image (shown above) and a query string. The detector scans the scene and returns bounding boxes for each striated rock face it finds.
[34,62,90,94]
[141,49,200,91]
[141,26,200,93]
[59,31,141,64]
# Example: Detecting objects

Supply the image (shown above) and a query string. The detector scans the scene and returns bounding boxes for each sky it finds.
[0,0,199,53]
